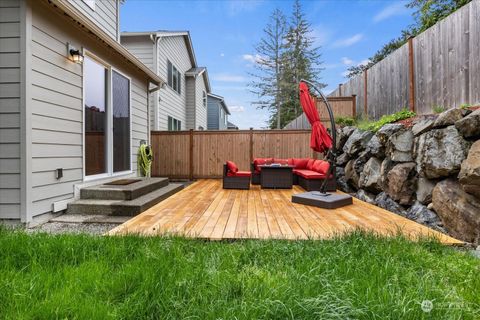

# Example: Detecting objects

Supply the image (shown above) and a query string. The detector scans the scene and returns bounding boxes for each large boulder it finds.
[406,201,445,233]
[380,157,394,189]
[376,123,404,146]
[386,162,417,205]
[374,192,407,216]
[336,167,355,193]
[455,109,480,138]
[433,108,470,128]
[416,177,436,204]
[414,126,471,179]
[359,157,382,193]
[344,159,359,189]
[412,118,435,136]
[336,126,356,151]
[458,140,480,198]
[343,129,374,157]
[336,152,350,166]
[432,179,480,244]
[386,129,414,162]
[365,135,385,158]
[355,189,376,204]
[353,151,370,175]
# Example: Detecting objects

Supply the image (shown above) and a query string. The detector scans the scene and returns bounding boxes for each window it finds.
[167,60,181,94]
[168,116,181,131]
[202,91,207,108]
[224,110,228,126]
[84,56,132,177]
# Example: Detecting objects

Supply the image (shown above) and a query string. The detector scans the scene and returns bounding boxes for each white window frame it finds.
[82,51,133,182]
[202,90,207,108]
[167,59,181,95]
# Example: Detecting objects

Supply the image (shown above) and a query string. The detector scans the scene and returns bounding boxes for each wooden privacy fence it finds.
[283,96,356,130]
[329,0,480,119]
[151,129,318,179]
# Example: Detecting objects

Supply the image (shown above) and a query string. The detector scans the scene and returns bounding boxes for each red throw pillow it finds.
[253,158,273,170]
[313,160,330,175]
[292,158,309,169]
[306,158,315,170]
[226,161,238,173]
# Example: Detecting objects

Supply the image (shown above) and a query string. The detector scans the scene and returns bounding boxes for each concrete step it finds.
[80,177,169,200]
[68,183,184,216]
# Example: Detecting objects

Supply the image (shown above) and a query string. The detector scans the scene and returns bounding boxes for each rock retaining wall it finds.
[335,109,480,244]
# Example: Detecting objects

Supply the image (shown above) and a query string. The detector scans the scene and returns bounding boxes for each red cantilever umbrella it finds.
[299,82,332,153]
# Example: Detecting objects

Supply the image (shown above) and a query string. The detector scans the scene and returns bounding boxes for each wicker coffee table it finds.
[259,165,294,189]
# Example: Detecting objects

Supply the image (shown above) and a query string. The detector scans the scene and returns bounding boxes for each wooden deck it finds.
[108,179,463,245]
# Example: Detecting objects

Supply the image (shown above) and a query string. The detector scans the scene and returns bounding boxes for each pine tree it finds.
[248,8,287,129]
[279,0,325,128]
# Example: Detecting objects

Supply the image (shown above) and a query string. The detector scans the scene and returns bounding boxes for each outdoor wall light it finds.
[67,43,84,64]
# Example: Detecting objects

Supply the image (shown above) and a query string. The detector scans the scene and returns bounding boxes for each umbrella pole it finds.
[299,79,337,194]
[292,80,353,209]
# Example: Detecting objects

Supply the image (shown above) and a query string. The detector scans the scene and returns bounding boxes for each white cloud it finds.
[310,25,332,47]
[332,33,364,48]
[374,2,409,23]
[242,54,264,64]
[220,53,225,57]
[229,105,245,112]
[226,0,263,16]
[341,57,354,65]
[341,71,350,78]
[212,73,246,83]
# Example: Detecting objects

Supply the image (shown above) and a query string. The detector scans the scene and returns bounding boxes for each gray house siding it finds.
[156,36,191,130]
[195,75,207,129]
[207,97,219,130]
[0,0,22,219]
[67,0,119,41]
[185,76,195,129]
[0,0,152,223]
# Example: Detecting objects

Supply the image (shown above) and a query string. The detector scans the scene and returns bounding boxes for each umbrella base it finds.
[292,191,352,209]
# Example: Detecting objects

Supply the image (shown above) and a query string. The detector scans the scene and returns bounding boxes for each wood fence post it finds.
[338,83,343,96]
[364,69,368,117]
[189,129,194,180]
[352,94,357,118]
[408,37,416,112]
[249,128,253,162]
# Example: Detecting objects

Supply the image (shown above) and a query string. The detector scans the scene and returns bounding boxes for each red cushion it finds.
[295,169,326,179]
[292,158,309,169]
[253,158,273,171]
[312,160,330,175]
[273,158,289,165]
[226,161,238,173]
[306,159,315,170]
[227,170,251,177]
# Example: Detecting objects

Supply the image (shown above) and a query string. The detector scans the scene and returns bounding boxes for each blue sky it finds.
[121,0,415,129]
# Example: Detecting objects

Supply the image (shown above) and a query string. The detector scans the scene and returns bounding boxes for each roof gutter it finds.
[50,0,165,86]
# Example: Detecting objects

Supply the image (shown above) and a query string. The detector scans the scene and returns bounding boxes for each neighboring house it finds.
[207,93,230,130]
[120,31,211,131]
[0,0,163,225]
[227,121,239,130]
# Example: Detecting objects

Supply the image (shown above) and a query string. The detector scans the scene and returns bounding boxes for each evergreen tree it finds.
[248,8,287,129]
[279,0,325,128]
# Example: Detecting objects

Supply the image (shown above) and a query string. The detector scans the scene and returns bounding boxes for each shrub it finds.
[357,109,416,132]
[432,105,445,114]
[335,116,356,127]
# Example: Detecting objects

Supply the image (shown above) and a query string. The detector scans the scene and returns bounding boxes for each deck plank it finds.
[108,179,464,245]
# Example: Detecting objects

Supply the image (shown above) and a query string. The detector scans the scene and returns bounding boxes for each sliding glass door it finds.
[84,55,131,178]
[84,56,107,176]
[112,70,131,173]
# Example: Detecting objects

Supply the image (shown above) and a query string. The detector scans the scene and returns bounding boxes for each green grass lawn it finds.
[0,227,479,319]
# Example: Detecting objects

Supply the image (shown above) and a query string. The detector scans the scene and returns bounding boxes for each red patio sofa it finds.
[223,161,251,190]
[251,157,336,192]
